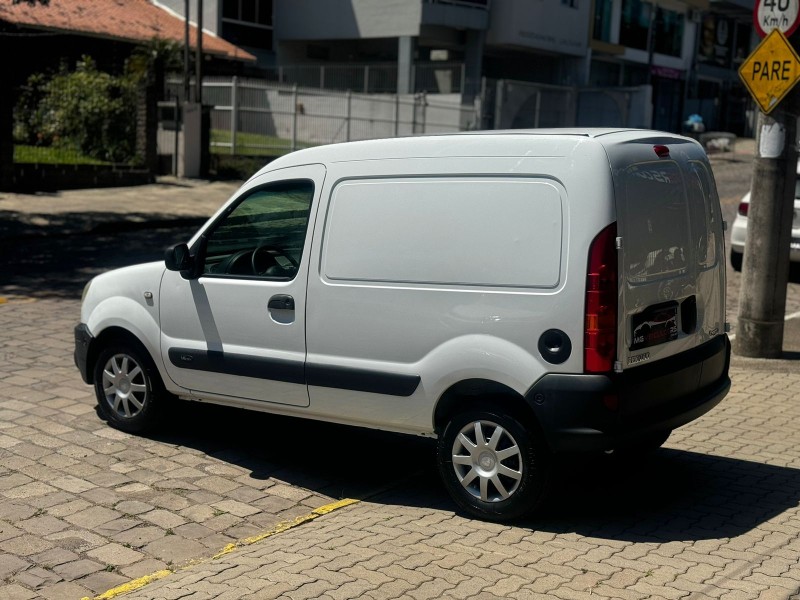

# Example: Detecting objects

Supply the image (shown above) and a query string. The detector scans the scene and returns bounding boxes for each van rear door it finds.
[611,139,726,371]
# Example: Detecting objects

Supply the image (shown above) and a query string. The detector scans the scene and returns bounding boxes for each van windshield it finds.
[622,162,690,284]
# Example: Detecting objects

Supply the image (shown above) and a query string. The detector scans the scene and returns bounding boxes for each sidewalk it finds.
[0,177,241,241]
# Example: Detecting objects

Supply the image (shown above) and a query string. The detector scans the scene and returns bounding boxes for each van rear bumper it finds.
[525,335,731,453]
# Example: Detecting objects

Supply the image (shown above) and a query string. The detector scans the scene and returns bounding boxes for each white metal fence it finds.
[160,75,651,162]
[165,77,478,156]
[488,79,653,130]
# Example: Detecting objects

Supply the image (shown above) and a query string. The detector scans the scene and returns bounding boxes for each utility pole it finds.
[736,16,800,357]
[195,0,203,105]
[736,92,799,357]
[183,0,190,102]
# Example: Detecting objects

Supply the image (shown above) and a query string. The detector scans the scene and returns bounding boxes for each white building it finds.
[157,0,756,134]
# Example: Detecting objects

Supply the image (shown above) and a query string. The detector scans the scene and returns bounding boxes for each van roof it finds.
[257,128,697,175]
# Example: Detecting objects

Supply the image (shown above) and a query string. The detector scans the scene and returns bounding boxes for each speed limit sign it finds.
[755,0,800,38]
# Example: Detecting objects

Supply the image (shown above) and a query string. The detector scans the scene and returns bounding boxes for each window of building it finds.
[223,0,272,26]
[620,0,650,51]
[653,8,684,57]
[221,0,273,49]
[593,0,614,42]
[619,0,684,57]
[733,22,750,66]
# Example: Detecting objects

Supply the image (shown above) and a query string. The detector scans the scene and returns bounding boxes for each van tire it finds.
[93,343,165,434]
[436,407,551,522]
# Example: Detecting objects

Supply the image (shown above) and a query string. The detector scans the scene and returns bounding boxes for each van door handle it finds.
[268,294,295,311]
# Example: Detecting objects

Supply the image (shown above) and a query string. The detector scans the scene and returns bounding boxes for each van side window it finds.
[623,162,690,283]
[688,161,718,269]
[202,180,314,279]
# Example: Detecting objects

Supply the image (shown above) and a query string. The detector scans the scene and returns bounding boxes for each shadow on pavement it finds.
[1,227,197,299]
[110,399,800,543]
[124,400,443,505]
[529,448,800,542]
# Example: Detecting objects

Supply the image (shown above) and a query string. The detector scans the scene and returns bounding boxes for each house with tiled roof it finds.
[0,0,259,189]
[0,0,256,84]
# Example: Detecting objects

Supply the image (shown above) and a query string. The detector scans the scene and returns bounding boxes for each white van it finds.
[75,129,730,521]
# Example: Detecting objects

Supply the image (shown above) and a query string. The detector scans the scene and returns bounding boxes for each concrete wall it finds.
[487,0,592,57]
[275,0,421,40]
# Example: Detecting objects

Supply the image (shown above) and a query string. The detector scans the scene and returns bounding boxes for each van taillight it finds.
[737,201,749,217]
[585,223,618,373]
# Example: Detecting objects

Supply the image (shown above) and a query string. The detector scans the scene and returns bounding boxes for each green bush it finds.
[14,57,138,163]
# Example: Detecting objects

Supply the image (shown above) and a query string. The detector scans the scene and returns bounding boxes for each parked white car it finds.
[75,129,730,521]
[730,166,800,271]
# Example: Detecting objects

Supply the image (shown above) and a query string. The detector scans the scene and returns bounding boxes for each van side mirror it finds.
[164,242,201,280]
[165,243,191,271]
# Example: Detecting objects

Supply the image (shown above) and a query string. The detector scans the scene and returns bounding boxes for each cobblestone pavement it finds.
[1,144,800,599]
[0,293,432,600]
[100,362,800,600]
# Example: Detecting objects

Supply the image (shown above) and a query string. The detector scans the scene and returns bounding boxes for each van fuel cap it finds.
[538,329,572,364]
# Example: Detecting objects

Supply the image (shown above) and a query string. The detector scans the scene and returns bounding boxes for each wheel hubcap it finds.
[451,420,523,502]
[101,354,148,419]
[478,451,496,472]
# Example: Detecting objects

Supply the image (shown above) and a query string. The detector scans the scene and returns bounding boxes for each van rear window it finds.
[687,161,719,270]
[622,162,690,284]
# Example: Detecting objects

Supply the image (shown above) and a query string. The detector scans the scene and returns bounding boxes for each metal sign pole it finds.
[736,5,800,357]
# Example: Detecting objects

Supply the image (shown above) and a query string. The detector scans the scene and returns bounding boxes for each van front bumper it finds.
[525,335,731,453]
[74,323,94,384]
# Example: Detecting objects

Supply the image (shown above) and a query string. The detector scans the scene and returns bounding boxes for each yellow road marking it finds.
[0,296,36,305]
[91,570,172,600]
[80,498,359,600]
[214,497,360,559]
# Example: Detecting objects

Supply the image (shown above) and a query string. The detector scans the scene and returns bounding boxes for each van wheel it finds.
[437,408,551,522]
[730,250,743,272]
[93,343,164,434]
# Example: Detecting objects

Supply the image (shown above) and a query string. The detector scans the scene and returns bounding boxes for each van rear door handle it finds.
[268,294,295,311]
[268,294,295,310]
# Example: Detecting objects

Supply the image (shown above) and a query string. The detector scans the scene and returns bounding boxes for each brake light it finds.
[585,223,618,373]
[737,201,749,217]
[653,145,670,158]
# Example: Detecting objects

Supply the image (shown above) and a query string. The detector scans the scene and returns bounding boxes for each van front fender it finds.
[85,296,165,377]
